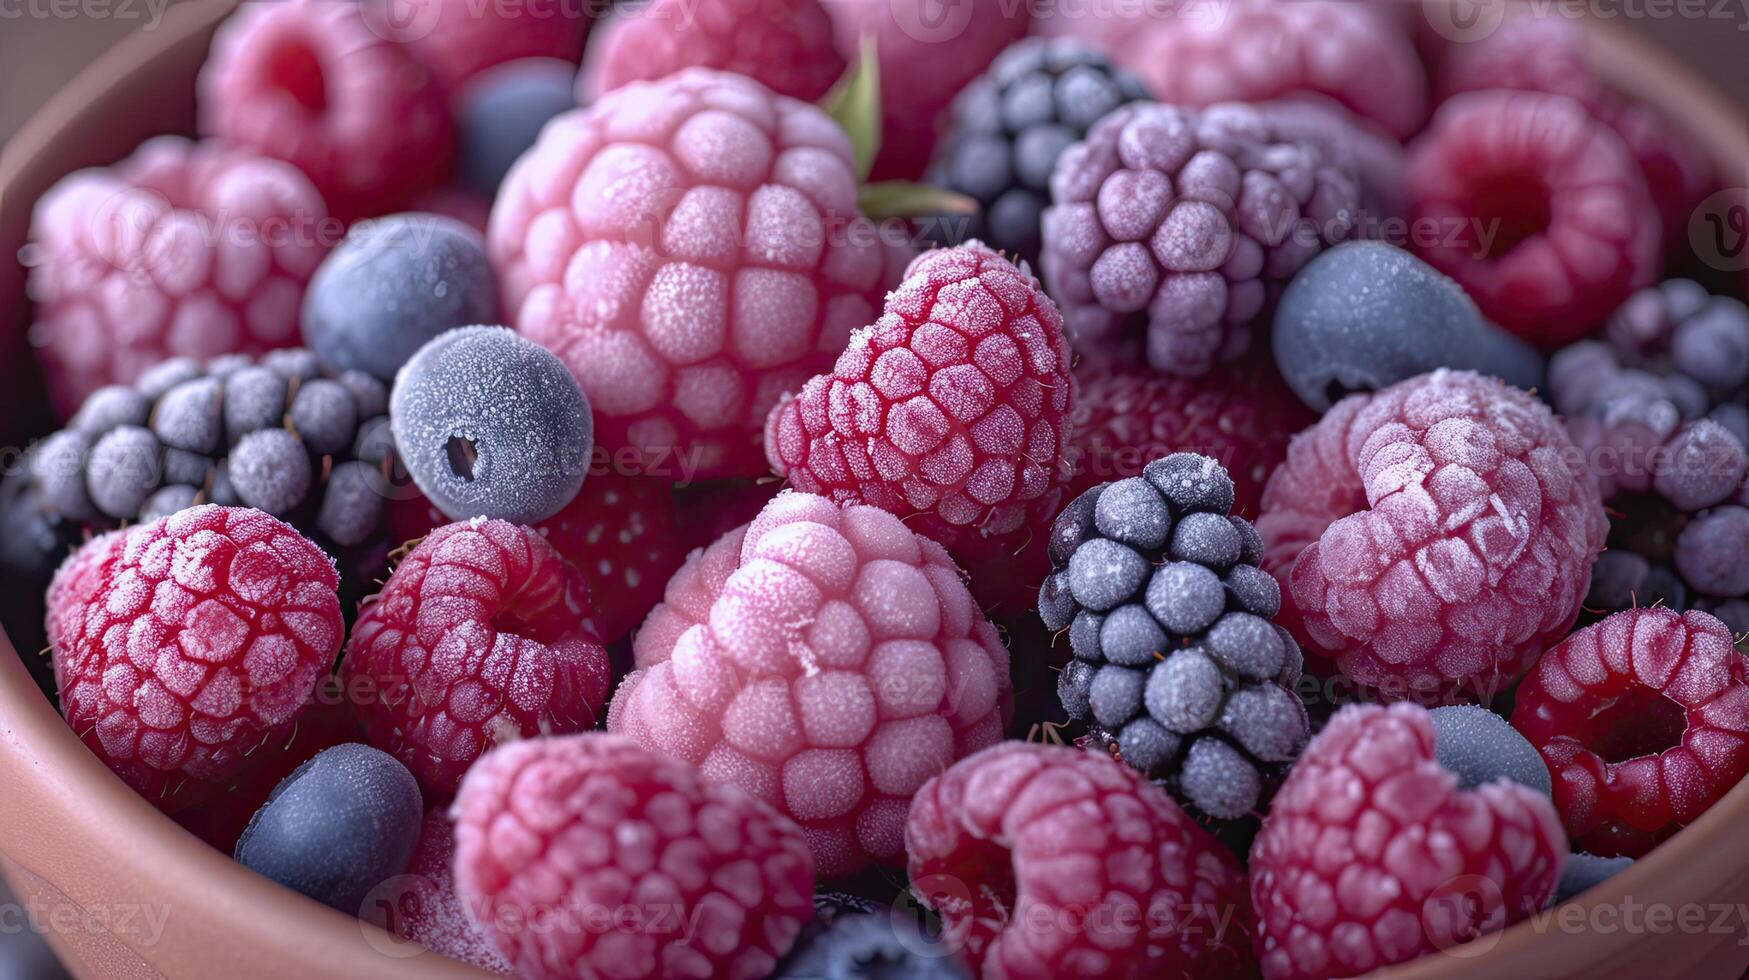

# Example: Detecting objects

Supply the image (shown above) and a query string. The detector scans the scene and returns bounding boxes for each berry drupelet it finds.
[1041,452,1312,819]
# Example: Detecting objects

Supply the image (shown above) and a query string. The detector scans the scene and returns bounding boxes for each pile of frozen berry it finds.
[5,1,1746,978]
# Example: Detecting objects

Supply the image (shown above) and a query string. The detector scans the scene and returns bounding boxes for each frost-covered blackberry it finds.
[5,349,395,591]
[1427,704,1552,797]
[390,326,593,525]
[929,38,1149,263]
[1041,452,1310,819]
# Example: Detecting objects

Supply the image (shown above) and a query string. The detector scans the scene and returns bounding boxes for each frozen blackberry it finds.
[928,38,1148,264]
[10,349,396,555]
[1040,452,1310,819]
[301,213,500,380]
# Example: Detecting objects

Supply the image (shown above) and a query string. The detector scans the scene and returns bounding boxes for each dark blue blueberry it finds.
[85,425,161,519]
[1428,704,1552,797]
[457,58,576,196]
[302,214,500,380]
[390,326,592,524]
[228,428,312,516]
[1273,242,1545,411]
[1556,853,1634,903]
[235,743,422,915]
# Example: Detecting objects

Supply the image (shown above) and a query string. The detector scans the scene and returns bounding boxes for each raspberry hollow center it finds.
[264,39,327,114]
[1470,171,1551,259]
[1587,686,1689,764]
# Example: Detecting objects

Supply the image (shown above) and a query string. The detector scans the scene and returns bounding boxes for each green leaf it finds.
[857,182,978,223]
[821,34,881,183]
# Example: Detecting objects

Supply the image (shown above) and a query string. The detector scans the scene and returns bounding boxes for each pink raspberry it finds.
[1405,89,1661,348]
[829,0,1029,180]
[46,505,342,811]
[608,491,1012,877]
[199,0,455,218]
[764,243,1075,577]
[1042,101,1366,377]
[489,69,901,478]
[627,523,748,673]
[1255,370,1608,701]
[1042,0,1426,140]
[452,733,815,980]
[384,810,513,974]
[1438,14,1711,252]
[25,137,328,416]
[1250,703,1567,979]
[365,0,590,90]
[905,741,1254,979]
[342,518,611,793]
[1511,607,1749,858]
[581,0,845,103]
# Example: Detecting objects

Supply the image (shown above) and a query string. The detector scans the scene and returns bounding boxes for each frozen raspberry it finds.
[1043,0,1426,140]
[1438,14,1711,251]
[582,0,844,103]
[628,523,747,673]
[540,472,688,644]
[608,491,1012,876]
[1041,101,1366,377]
[1255,370,1608,701]
[1405,90,1660,347]
[199,0,455,218]
[1250,703,1566,979]
[829,0,1029,180]
[452,733,815,980]
[25,137,329,416]
[764,243,1076,581]
[342,518,610,792]
[1512,607,1749,857]
[381,810,513,974]
[489,69,901,478]
[1067,358,1314,514]
[46,506,343,811]
[364,0,590,90]
[905,741,1254,979]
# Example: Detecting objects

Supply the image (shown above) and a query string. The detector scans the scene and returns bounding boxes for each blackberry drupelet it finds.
[1040,452,1311,820]
[928,38,1148,264]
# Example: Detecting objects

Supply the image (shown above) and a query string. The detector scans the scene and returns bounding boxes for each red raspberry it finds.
[628,523,747,674]
[452,733,815,980]
[342,518,611,792]
[25,137,328,416]
[538,472,688,644]
[1405,89,1661,348]
[365,0,590,90]
[1250,703,1566,979]
[1255,370,1608,701]
[1043,0,1426,140]
[1511,607,1749,858]
[384,810,513,974]
[904,741,1254,979]
[1437,14,1711,252]
[489,69,901,478]
[581,0,845,103]
[829,0,1029,180]
[46,506,342,811]
[608,491,1012,876]
[765,243,1075,575]
[199,0,455,219]
[1067,359,1315,515]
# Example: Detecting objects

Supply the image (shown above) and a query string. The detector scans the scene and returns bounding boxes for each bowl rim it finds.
[1,2,1746,978]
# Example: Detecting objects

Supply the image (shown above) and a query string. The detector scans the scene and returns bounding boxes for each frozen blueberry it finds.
[1273,242,1545,412]
[1428,704,1553,797]
[152,377,223,454]
[1556,853,1634,903]
[303,214,500,380]
[71,385,150,435]
[86,426,161,519]
[456,58,576,196]
[391,326,592,524]
[289,379,359,456]
[228,428,312,516]
[235,743,422,915]
[224,367,289,443]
